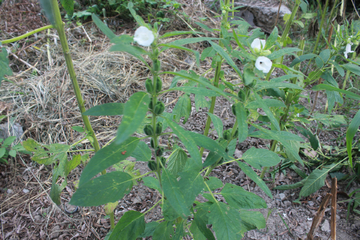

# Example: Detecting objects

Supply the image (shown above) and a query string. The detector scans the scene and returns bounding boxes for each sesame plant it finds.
[1,0,360,239]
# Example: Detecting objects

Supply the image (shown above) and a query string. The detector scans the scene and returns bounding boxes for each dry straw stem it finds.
[307,193,332,240]
[331,177,337,240]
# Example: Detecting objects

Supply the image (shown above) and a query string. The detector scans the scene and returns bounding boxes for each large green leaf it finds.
[22,139,70,165]
[60,0,74,18]
[346,109,360,167]
[312,84,360,100]
[238,210,266,237]
[267,47,300,60]
[160,31,203,39]
[188,132,229,159]
[254,92,280,131]
[290,53,317,67]
[138,221,159,238]
[208,202,242,240]
[193,208,216,240]
[70,171,133,206]
[164,118,202,167]
[0,48,13,85]
[207,112,223,137]
[172,94,191,123]
[131,141,151,162]
[115,92,150,145]
[242,147,281,169]
[221,183,267,209]
[79,137,139,186]
[161,169,191,218]
[152,221,173,240]
[343,63,360,76]
[256,81,303,90]
[205,177,223,191]
[167,147,188,177]
[265,26,278,49]
[178,170,205,206]
[209,41,242,76]
[237,161,272,198]
[110,43,148,66]
[83,103,124,116]
[299,163,338,197]
[39,0,56,26]
[92,14,116,40]
[246,99,285,109]
[169,87,221,96]
[109,211,145,240]
[143,176,161,192]
[234,102,248,143]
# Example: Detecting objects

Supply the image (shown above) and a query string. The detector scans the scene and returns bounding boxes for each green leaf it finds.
[0,48,13,85]
[65,154,82,176]
[195,94,210,111]
[201,47,216,61]
[167,37,218,47]
[178,170,205,206]
[347,109,360,167]
[343,63,360,76]
[161,169,191,218]
[207,113,223,137]
[167,147,188,177]
[138,221,159,238]
[83,103,124,116]
[143,176,161,192]
[209,41,242,76]
[274,178,307,190]
[71,126,84,133]
[221,183,267,209]
[290,53,317,67]
[330,60,345,77]
[238,210,266,237]
[194,208,216,240]
[170,87,221,97]
[115,92,150,145]
[8,149,16,158]
[110,43,148,66]
[234,102,248,143]
[237,161,272,198]
[208,202,242,240]
[152,221,173,240]
[70,171,133,206]
[60,0,74,18]
[312,84,360,100]
[189,221,207,240]
[267,48,300,60]
[254,92,280,131]
[246,99,285,109]
[205,176,223,191]
[242,147,281,169]
[22,139,70,165]
[163,200,181,221]
[131,141,151,162]
[194,21,214,32]
[265,27,278,49]
[172,94,191,123]
[39,0,56,26]
[299,164,339,197]
[188,132,229,160]
[164,118,202,168]
[127,2,147,27]
[109,211,145,240]
[79,137,139,186]
[3,136,16,147]
[160,31,202,38]
[256,81,303,90]
[159,44,200,66]
[92,14,116,40]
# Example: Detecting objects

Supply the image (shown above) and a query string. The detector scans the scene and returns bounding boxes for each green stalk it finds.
[1,25,54,44]
[280,0,301,44]
[50,1,103,171]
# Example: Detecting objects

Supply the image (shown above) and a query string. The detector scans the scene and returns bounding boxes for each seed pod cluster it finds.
[155,122,163,135]
[148,161,157,171]
[155,146,164,157]
[144,125,154,136]
[155,77,162,93]
[154,101,165,115]
[145,78,153,93]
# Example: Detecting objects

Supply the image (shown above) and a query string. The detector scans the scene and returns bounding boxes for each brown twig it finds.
[274,0,283,28]
[331,177,337,240]
[307,193,332,240]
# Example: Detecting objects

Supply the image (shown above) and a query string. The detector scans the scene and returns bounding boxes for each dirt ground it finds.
[1,0,360,239]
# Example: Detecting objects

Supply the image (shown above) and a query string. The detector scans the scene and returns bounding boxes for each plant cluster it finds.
[1,0,360,238]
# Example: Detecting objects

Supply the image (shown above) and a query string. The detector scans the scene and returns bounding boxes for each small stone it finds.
[321,219,330,232]
[23,189,29,194]
[284,201,291,207]
[279,193,286,201]
[7,189,13,194]
[308,201,314,207]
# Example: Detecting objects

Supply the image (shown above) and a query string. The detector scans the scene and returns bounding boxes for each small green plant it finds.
[0,136,26,164]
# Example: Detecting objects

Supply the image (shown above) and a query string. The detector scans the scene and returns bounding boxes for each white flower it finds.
[344,43,354,59]
[251,38,266,51]
[134,26,154,47]
[255,56,272,73]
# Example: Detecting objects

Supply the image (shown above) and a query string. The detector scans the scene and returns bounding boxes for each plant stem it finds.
[1,25,54,44]
[110,211,115,229]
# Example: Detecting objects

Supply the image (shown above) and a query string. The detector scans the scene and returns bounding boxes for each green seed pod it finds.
[148,161,157,171]
[155,77,162,93]
[238,89,246,101]
[145,78,153,94]
[148,98,153,110]
[150,138,155,148]
[223,130,231,140]
[154,101,165,115]
[231,104,236,116]
[155,122,163,135]
[160,157,166,168]
[155,146,164,157]
[144,125,154,136]
[153,59,161,72]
